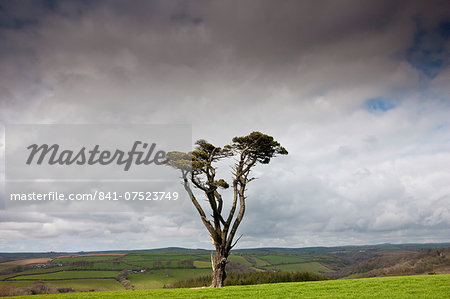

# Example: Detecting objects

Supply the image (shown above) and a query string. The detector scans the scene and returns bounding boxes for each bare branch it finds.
[226,183,246,251]
[214,190,223,214]
[181,174,218,241]
[230,234,243,249]
[223,179,239,239]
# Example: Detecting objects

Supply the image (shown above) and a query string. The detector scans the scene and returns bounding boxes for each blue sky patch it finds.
[438,21,450,40]
[434,124,445,131]
[365,98,396,113]
[406,20,449,79]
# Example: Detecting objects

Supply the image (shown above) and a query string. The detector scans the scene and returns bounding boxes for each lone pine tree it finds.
[166,131,287,287]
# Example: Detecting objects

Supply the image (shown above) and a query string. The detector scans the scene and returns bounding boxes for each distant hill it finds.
[330,247,450,278]
[2,242,449,263]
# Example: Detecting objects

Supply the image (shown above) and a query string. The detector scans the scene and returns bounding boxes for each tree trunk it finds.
[210,251,227,288]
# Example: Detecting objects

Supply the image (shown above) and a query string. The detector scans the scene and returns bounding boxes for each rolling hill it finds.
[0,243,449,296]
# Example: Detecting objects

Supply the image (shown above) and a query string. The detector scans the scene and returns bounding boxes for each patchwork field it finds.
[1,244,449,294]
[128,268,212,289]
[9,271,119,280]
[0,249,336,292]
[263,262,334,273]
[0,259,52,266]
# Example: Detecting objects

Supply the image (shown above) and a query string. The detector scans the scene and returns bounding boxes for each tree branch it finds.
[226,181,246,251]
[230,234,243,249]
[182,173,219,241]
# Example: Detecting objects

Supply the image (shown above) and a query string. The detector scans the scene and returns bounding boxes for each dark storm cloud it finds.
[0,0,449,251]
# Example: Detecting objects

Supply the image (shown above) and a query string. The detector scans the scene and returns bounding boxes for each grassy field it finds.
[0,279,124,292]
[0,267,73,281]
[193,261,210,268]
[0,281,33,287]
[3,274,449,298]
[128,268,212,289]
[228,255,253,267]
[263,262,334,273]
[51,256,121,264]
[10,270,119,280]
[258,254,307,264]
[250,256,271,267]
[122,253,209,262]
[0,265,16,272]
[64,262,131,270]
[45,279,124,291]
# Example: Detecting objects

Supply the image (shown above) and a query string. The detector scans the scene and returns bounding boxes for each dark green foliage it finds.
[232,131,288,164]
[165,271,327,288]
[165,152,192,172]
[214,179,229,189]
[166,132,287,185]
[167,140,233,174]
[193,140,233,162]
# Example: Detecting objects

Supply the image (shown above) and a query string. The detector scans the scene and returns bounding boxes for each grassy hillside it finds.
[3,274,449,299]
[0,250,336,293]
[335,247,450,279]
[128,268,212,289]
[1,244,449,294]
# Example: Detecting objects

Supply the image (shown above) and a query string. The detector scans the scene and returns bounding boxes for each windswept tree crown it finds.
[167,131,288,173]
[231,131,288,164]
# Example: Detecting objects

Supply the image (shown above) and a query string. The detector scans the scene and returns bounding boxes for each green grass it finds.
[259,255,307,264]
[0,281,34,287]
[123,254,208,262]
[68,261,132,270]
[9,270,118,280]
[193,261,210,268]
[120,253,210,270]
[122,260,162,267]
[0,279,123,292]
[0,264,16,272]
[228,255,252,267]
[45,279,124,291]
[251,256,271,267]
[123,260,182,268]
[343,272,367,279]
[3,274,449,298]
[52,256,121,263]
[0,267,73,281]
[263,262,333,273]
[128,268,212,289]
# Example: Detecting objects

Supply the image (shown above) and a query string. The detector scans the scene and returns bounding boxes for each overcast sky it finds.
[1,0,449,252]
